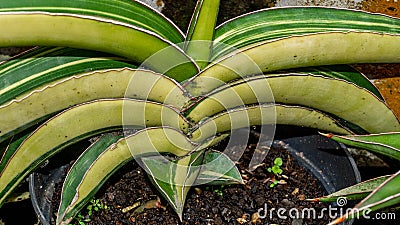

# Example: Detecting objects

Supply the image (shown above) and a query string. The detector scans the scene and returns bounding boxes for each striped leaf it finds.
[0,133,29,178]
[0,47,135,106]
[0,0,184,43]
[190,104,352,142]
[0,68,189,143]
[186,74,398,134]
[284,65,383,100]
[0,99,189,206]
[196,150,243,186]
[186,64,382,99]
[188,31,400,96]
[141,150,204,221]
[308,175,391,202]
[323,132,400,161]
[57,133,122,225]
[57,127,196,225]
[213,7,400,59]
[328,171,400,225]
[184,0,220,69]
[0,12,198,79]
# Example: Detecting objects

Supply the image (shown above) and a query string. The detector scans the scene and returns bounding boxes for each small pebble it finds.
[292,218,303,225]
[194,187,202,195]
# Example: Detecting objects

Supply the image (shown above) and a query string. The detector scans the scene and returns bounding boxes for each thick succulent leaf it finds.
[323,133,400,161]
[0,13,198,79]
[285,65,383,100]
[57,127,196,225]
[57,133,122,225]
[0,47,135,105]
[0,0,184,43]
[0,99,189,206]
[184,0,220,69]
[213,7,400,59]
[190,104,352,142]
[186,63,382,99]
[328,171,400,225]
[188,32,400,95]
[0,68,189,143]
[141,150,204,221]
[196,150,243,185]
[186,74,398,134]
[309,175,391,202]
[0,133,29,177]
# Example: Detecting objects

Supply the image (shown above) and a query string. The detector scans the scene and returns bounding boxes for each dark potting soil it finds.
[58,128,331,225]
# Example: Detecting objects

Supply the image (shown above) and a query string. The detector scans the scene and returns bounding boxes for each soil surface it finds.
[65,128,330,225]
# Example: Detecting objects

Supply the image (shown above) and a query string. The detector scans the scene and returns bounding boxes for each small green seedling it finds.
[270,179,279,188]
[87,199,107,216]
[69,198,108,225]
[267,157,284,188]
[267,157,283,175]
[214,185,224,197]
[205,185,224,197]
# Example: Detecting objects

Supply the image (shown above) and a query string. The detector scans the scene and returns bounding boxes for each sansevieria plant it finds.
[0,0,400,224]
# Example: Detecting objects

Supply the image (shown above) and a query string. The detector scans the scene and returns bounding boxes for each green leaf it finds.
[57,133,121,224]
[190,32,400,94]
[141,150,204,221]
[271,166,282,175]
[0,133,29,181]
[57,127,196,225]
[186,74,398,134]
[0,47,135,106]
[0,11,198,79]
[196,150,243,186]
[0,68,190,143]
[274,157,283,166]
[328,171,400,225]
[213,7,400,59]
[323,133,400,161]
[309,175,391,203]
[184,0,220,69]
[0,99,189,206]
[0,0,184,43]
[190,104,352,142]
[285,65,383,100]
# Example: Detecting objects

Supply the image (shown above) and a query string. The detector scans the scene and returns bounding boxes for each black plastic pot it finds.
[279,135,361,195]
[29,134,360,225]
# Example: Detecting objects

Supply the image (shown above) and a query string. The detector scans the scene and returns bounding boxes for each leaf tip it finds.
[177,212,184,222]
[319,132,333,138]
[305,198,319,202]
[327,216,346,225]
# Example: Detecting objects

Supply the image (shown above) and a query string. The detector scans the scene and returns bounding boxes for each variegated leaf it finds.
[141,151,204,221]
[57,127,196,225]
[323,132,400,161]
[0,99,189,206]
[196,150,243,186]
[328,171,400,224]
[308,175,391,202]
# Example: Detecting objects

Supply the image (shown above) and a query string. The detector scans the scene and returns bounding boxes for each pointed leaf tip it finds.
[327,216,346,225]
[319,132,333,138]
[305,198,319,202]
